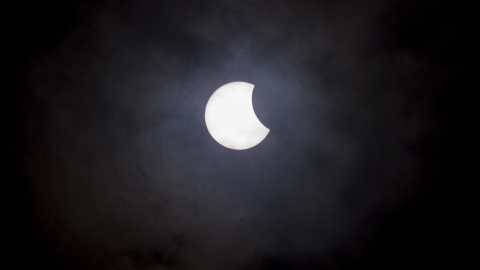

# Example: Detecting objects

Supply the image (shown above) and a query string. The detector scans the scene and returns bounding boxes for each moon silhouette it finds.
[205,82,270,150]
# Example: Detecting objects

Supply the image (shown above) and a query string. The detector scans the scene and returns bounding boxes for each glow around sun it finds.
[205,82,270,150]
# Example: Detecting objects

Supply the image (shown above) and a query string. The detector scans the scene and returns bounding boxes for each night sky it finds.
[9,0,467,269]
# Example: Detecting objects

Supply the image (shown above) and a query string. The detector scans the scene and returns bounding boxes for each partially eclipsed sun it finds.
[205,82,270,150]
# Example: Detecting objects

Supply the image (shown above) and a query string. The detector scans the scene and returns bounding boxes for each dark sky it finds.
[9,0,467,269]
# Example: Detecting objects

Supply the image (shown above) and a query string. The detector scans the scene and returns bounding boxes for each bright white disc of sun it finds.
[205,81,270,150]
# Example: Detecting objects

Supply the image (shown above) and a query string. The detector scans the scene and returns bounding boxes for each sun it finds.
[205,82,270,150]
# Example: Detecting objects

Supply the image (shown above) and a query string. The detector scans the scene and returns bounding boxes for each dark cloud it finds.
[9,0,466,269]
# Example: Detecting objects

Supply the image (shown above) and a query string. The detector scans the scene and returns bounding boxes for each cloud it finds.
[14,0,461,268]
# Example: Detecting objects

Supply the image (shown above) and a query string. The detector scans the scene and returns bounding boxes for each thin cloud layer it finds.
[11,0,464,269]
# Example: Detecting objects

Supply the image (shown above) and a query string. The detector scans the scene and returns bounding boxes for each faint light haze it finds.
[8,0,466,269]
